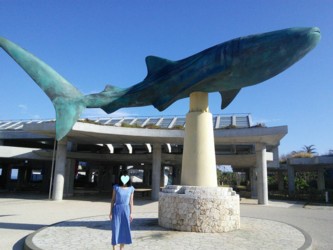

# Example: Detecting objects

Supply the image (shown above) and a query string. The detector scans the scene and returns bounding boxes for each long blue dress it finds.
[111,185,135,245]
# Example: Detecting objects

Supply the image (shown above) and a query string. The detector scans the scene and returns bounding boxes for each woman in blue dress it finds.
[109,170,135,250]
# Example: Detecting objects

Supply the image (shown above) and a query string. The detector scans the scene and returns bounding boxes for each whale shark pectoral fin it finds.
[53,98,86,141]
[152,95,176,112]
[219,89,241,109]
[101,103,122,114]
[145,56,175,76]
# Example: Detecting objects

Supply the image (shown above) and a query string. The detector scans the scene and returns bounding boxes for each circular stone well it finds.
[159,185,240,233]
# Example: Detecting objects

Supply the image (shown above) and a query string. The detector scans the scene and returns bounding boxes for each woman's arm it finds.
[109,189,116,220]
[129,190,134,222]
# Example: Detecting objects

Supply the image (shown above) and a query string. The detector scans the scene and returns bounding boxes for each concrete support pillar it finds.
[161,166,166,187]
[0,164,8,189]
[181,92,217,187]
[4,164,11,189]
[270,146,280,168]
[65,142,77,196]
[41,162,52,193]
[256,143,268,205]
[277,171,284,191]
[64,161,75,197]
[250,167,258,198]
[152,144,161,201]
[18,167,25,187]
[52,139,68,201]
[287,164,295,195]
[64,142,76,197]
[317,168,325,191]
[144,166,150,187]
[171,165,181,185]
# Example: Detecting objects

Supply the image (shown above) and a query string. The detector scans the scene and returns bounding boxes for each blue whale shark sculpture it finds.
[0,27,320,140]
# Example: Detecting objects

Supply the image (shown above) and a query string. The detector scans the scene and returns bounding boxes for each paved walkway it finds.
[25,213,310,250]
[1,194,332,250]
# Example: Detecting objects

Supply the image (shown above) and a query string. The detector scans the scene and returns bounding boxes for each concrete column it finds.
[250,167,258,198]
[52,139,68,201]
[0,164,8,189]
[64,142,76,197]
[4,164,11,189]
[144,166,150,187]
[41,162,52,193]
[161,166,166,187]
[152,144,161,201]
[174,165,181,185]
[269,146,280,168]
[277,171,284,191]
[18,166,25,188]
[64,159,75,197]
[317,168,325,191]
[287,164,295,195]
[256,143,268,205]
[181,92,217,187]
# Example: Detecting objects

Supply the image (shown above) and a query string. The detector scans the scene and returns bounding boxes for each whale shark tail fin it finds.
[0,37,86,141]
[53,97,86,141]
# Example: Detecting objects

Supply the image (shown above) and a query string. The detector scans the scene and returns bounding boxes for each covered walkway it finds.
[0,114,287,204]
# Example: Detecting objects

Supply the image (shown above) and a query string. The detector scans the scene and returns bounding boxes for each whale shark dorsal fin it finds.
[219,89,241,109]
[145,56,174,75]
[103,84,123,92]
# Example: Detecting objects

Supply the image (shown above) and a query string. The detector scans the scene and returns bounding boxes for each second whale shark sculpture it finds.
[0,27,320,140]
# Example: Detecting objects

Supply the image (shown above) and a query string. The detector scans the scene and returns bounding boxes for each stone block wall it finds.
[158,185,240,233]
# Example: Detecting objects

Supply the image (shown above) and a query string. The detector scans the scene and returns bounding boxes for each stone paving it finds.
[26,212,309,250]
[2,195,333,250]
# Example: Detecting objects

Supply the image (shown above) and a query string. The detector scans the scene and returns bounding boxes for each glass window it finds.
[0,168,2,176]
[219,116,232,128]
[31,169,43,182]
[236,116,249,128]
[134,119,146,126]
[159,118,173,128]
[173,118,186,127]
[164,166,173,186]
[10,168,19,180]
[129,169,144,183]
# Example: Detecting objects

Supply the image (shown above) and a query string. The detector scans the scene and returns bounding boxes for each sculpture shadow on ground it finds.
[50,217,163,232]
[0,222,46,231]
[12,236,26,250]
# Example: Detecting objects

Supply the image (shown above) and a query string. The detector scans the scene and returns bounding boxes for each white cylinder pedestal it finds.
[181,92,217,187]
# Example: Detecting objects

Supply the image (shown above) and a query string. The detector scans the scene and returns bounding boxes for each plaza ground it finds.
[0,193,332,250]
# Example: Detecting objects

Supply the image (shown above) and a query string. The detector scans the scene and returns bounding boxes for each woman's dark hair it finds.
[118,169,132,187]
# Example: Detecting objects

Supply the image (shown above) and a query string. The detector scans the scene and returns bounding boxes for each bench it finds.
[134,188,152,197]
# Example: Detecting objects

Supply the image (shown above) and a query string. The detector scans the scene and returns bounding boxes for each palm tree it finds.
[302,145,316,154]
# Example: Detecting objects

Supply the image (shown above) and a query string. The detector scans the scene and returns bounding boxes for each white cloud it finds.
[18,104,28,114]
[32,114,41,119]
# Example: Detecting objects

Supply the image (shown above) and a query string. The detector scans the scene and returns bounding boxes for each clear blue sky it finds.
[0,1,332,156]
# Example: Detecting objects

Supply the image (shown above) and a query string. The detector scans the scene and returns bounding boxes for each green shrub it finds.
[144,124,161,129]
[121,122,142,128]
[170,125,184,130]
[292,152,313,158]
